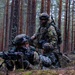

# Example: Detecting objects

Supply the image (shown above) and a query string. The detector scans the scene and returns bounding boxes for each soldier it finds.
[39,43,61,69]
[31,12,58,53]
[8,34,39,70]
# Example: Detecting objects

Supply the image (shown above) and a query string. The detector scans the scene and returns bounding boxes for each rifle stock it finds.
[0,52,23,60]
[62,54,72,62]
[58,53,72,62]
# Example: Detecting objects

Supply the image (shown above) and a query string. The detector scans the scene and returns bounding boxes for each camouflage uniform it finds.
[9,34,39,70]
[33,22,58,52]
[31,13,60,69]
[31,13,58,52]
[39,43,61,69]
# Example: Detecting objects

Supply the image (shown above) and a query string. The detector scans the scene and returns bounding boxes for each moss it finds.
[22,71,33,75]
[1,69,75,75]
[22,70,58,75]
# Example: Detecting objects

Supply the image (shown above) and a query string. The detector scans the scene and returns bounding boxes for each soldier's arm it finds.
[48,25,58,47]
[31,27,40,40]
[30,46,36,51]
[31,33,37,40]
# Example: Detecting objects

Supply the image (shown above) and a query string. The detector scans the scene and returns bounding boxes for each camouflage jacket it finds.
[34,22,58,49]
[39,52,58,67]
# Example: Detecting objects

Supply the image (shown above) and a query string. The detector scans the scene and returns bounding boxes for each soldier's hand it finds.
[31,34,37,40]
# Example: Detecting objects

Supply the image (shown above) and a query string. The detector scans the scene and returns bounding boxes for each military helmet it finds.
[42,43,54,52]
[12,34,28,46]
[43,43,50,50]
[39,13,49,20]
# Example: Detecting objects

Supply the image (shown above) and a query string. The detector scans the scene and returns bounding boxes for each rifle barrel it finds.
[62,54,72,62]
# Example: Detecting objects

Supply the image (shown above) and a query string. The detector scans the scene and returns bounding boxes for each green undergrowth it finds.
[0,68,75,75]
[11,69,75,75]
[22,70,58,75]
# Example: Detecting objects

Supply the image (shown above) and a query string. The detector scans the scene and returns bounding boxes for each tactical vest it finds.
[37,22,62,45]
[34,25,50,48]
[37,26,49,42]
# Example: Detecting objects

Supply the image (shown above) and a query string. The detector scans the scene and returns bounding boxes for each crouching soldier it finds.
[39,43,61,69]
[8,34,39,70]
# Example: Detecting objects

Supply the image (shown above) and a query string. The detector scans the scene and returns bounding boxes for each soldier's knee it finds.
[23,60,33,70]
[6,60,14,71]
[34,51,39,64]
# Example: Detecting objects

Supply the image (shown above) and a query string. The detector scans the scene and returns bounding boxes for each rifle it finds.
[51,15,56,25]
[0,51,23,60]
[0,51,24,71]
[58,52,72,63]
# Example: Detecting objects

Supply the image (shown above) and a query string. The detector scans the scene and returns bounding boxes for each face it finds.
[25,42,30,48]
[40,19,48,27]
[21,42,29,48]
[42,49,46,54]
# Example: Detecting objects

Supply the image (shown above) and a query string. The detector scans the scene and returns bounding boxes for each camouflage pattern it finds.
[39,52,61,69]
[14,34,27,41]
[42,43,54,53]
[12,34,28,46]
[48,24,58,48]
[9,34,40,70]
[39,13,49,20]
[34,22,58,51]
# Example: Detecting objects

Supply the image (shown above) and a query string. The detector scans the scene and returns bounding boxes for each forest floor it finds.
[0,53,75,75]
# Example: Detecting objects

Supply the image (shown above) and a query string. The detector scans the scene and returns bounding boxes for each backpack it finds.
[48,22,62,45]
[38,21,62,46]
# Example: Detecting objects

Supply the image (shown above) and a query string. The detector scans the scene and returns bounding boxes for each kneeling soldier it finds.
[39,43,61,69]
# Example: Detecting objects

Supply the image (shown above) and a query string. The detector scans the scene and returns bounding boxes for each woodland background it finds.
[0,0,75,75]
[0,0,75,54]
